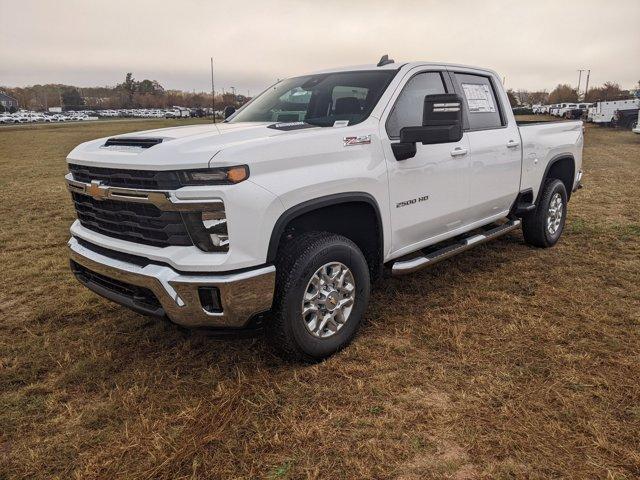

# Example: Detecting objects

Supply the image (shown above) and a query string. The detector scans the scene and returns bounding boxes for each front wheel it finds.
[522,179,568,248]
[269,232,371,362]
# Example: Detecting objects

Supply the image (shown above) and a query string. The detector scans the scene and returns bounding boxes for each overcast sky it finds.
[1,0,638,94]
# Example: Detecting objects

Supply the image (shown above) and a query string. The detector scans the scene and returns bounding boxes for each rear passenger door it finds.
[449,70,521,224]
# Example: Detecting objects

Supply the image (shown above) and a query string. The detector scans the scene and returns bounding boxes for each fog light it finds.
[198,286,222,313]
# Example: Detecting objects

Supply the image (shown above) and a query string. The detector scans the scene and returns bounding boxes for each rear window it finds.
[454,73,503,130]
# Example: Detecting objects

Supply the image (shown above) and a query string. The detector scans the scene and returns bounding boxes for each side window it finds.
[454,73,503,130]
[386,72,447,138]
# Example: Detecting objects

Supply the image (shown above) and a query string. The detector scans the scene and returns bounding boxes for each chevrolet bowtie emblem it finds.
[87,180,108,199]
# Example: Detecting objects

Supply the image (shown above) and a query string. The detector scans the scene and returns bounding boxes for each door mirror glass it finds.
[397,94,463,149]
[392,93,463,161]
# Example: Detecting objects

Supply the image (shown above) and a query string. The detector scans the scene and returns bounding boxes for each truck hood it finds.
[66,122,320,170]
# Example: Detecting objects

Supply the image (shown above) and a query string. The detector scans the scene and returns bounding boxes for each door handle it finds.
[450,147,468,157]
[506,140,520,148]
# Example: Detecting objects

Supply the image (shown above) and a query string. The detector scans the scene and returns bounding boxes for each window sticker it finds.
[461,83,496,113]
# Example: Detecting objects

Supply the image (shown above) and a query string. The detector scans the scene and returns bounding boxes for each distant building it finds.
[0,91,18,110]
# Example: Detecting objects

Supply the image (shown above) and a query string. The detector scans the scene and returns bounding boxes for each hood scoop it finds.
[103,137,164,149]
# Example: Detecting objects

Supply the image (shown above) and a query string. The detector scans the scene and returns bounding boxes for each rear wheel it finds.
[522,179,568,248]
[269,232,370,362]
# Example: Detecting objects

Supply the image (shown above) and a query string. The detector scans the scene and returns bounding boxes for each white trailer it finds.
[590,99,640,125]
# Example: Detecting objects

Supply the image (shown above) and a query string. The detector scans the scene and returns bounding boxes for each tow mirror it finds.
[224,106,236,119]
[392,93,464,161]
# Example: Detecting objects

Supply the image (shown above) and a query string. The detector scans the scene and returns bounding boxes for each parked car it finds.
[65,59,584,361]
[549,104,567,116]
[633,110,640,134]
[563,104,591,120]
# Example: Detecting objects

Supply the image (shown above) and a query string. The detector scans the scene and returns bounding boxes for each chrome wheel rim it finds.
[301,262,356,339]
[546,192,563,235]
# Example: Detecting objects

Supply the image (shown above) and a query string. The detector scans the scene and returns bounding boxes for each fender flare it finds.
[266,192,384,263]
[536,153,575,204]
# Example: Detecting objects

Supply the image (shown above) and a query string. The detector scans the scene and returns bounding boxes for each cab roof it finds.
[307,61,495,76]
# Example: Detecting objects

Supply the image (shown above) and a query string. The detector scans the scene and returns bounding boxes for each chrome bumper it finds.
[68,237,275,328]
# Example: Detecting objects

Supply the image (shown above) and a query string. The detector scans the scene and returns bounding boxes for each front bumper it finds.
[68,237,275,328]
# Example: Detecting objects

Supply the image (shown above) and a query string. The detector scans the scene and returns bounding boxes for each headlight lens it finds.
[177,165,249,186]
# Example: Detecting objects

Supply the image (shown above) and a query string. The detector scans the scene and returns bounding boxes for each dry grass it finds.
[1,119,639,479]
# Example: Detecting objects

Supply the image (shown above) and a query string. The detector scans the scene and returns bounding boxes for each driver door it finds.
[381,70,471,257]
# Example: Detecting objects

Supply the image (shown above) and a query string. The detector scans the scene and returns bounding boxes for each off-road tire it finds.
[522,178,568,248]
[269,232,370,362]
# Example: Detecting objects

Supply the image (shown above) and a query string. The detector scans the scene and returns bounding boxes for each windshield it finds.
[228,70,397,127]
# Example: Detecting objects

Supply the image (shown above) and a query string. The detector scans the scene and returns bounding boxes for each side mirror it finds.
[392,93,464,161]
[224,106,236,119]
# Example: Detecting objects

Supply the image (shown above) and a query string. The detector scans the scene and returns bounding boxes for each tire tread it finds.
[269,232,367,362]
[522,178,566,248]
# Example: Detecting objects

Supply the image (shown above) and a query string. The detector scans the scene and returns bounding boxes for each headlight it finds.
[177,165,249,186]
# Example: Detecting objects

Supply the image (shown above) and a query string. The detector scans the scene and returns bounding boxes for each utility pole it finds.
[584,69,591,101]
[210,57,216,123]
[577,70,585,99]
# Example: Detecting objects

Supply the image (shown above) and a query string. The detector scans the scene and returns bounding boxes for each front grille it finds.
[71,260,161,312]
[69,164,182,190]
[71,192,193,247]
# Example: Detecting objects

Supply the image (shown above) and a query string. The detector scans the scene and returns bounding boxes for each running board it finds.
[390,219,521,276]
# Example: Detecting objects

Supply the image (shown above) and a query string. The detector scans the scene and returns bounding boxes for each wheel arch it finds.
[266,192,384,279]
[538,154,575,203]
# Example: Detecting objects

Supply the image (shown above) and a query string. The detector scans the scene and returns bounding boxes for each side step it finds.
[391,219,521,276]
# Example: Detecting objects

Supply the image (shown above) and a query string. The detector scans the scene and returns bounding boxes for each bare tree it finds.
[548,84,578,103]
[585,82,626,102]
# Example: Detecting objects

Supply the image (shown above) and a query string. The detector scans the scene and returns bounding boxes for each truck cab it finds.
[65,59,584,361]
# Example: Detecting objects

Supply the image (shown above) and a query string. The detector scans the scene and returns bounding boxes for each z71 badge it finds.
[343,135,371,146]
[396,195,429,208]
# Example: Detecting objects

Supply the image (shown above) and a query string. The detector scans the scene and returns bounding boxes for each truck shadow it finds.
[94,231,539,378]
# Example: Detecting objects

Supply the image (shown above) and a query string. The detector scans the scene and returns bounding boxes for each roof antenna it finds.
[377,54,394,67]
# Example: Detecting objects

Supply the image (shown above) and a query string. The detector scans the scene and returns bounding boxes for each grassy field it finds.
[1,119,639,479]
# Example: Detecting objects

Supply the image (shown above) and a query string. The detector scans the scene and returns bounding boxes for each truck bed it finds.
[517,120,583,199]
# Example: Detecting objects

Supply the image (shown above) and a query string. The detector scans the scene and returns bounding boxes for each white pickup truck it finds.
[66,58,584,361]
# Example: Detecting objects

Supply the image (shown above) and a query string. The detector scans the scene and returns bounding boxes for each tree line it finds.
[507,80,640,107]
[3,73,639,112]
[1,73,246,111]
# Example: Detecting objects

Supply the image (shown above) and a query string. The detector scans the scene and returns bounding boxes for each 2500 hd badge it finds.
[396,195,429,208]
